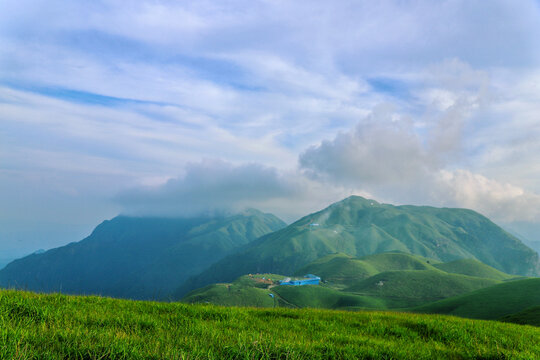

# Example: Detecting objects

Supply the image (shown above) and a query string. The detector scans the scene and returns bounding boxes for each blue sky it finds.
[1,0,540,258]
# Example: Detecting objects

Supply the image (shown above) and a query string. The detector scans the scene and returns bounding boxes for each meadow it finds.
[1,289,539,359]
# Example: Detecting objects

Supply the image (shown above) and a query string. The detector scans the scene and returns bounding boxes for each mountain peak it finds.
[336,195,380,207]
[296,195,382,227]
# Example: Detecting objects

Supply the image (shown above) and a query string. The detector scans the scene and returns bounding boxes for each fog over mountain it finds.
[1,1,540,257]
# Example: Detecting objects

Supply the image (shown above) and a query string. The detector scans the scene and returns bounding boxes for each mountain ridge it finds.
[175,196,539,298]
[0,210,286,300]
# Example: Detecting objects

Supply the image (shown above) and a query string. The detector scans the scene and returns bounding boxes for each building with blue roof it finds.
[279,274,320,286]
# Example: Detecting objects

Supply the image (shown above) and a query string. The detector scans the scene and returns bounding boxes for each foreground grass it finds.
[1,290,539,359]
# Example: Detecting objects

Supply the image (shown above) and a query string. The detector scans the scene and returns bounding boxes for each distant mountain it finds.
[527,241,540,254]
[502,222,540,255]
[176,196,539,297]
[412,278,540,321]
[0,210,285,300]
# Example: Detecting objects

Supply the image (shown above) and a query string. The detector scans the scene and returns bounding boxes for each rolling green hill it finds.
[176,196,539,297]
[183,283,275,308]
[500,306,540,327]
[412,278,540,320]
[0,210,285,300]
[182,253,512,311]
[296,252,438,288]
[346,270,500,308]
[1,289,538,359]
[183,274,286,308]
[272,285,386,309]
[432,258,515,280]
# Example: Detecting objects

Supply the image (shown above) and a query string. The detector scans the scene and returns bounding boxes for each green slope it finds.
[272,285,386,309]
[412,278,540,320]
[0,210,285,300]
[500,306,540,327]
[176,196,539,297]
[432,258,515,280]
[1,289,539,359]
[346,270,500,308]
[183,253,509,311]
[183,274,286,308]
[183,284,275,307]
[296,252,438,288]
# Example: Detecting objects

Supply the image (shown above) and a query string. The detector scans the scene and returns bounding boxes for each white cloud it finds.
[435,170,540,222]
[299,104,434,187]
[115,159,349,222]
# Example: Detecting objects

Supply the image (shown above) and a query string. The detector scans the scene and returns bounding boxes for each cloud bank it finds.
[116,160,296,217]
[115,159,351,222]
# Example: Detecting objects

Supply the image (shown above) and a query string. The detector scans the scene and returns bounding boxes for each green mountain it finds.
[412,278,540,320]
[0,210,285,300]
[182,253,510,310]
[176,196,539,297]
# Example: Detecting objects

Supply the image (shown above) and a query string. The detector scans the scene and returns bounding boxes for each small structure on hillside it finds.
[279,274,321,286]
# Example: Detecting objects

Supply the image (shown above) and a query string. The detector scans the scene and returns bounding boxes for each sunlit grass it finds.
[1,289,538,359]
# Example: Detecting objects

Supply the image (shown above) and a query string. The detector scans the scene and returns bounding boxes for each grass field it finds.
[1,289,539,359]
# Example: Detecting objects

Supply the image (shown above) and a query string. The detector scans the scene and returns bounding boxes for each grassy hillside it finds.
[296,252,438,288]
[432,258,514,280]
[0,210,285,300]
[413,278,540,320]
[272,285,386,309]
[183,274,287,308]
[176,196,539,297]
[1,290,539,359]
[184,253,515,311]
[500,306,540,327]
[183,283,275,308]
[346,270,500,308]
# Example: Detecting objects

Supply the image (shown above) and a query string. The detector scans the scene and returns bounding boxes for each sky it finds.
[1,0,540,259]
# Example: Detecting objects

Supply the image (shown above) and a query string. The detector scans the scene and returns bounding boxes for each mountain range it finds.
[175,196,539,297]
[0,196,538,305]
[0,210,285,299]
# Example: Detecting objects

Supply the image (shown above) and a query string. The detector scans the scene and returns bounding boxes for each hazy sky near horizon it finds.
[2,0,540,257]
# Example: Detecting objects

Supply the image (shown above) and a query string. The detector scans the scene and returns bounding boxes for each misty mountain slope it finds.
[175,196,539,298]
[0,210,285,300]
